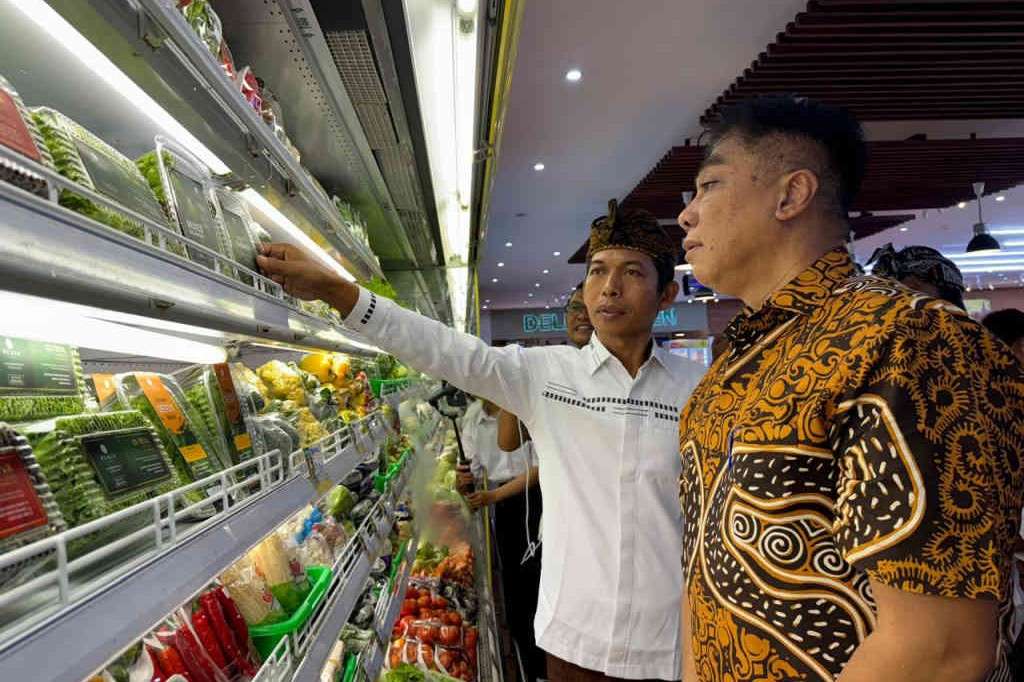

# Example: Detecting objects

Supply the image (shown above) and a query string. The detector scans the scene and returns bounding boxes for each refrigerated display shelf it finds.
[57,0,383,281]
[0,155,369,354]
[254,447,417,682]
[0,410,393,682]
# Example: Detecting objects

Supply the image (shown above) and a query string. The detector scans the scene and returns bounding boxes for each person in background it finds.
[677,94,1024,682]
[867,243,966,309]
[463,282,594,681]
[983,308,1024,363]
[257,198,706,681]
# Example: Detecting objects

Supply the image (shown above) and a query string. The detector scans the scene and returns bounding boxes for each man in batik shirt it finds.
[677,95,1024,681]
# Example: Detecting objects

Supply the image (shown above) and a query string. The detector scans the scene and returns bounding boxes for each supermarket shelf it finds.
[375,536,419,643]
[289,454,416,682]
[0,168,368,354]
[471,514,504,682]
[0,412,393,682]
[57,0,384,281]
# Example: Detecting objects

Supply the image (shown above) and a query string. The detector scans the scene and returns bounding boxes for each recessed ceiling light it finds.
[534,282,541,287]
[533,162,545,172]
[552,251,561,256]
[565,68,582,82]
[528,293,534,297]
[491,278,498,283]
[542,269,549,274]
[996,195,1006,202]
[505,241,513,247]
[958,202,967,209]
[497,262,505,267]
[485,299,490,303]
[482,305,488,309]
[899,227,909,232]
[544,305,550,309]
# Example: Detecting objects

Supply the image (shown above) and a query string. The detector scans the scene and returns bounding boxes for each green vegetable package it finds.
[0,336,86,423]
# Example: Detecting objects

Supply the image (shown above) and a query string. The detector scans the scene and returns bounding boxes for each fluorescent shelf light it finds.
[14,0,230,176]
[0,292,226,364]
[240,189,355,282]
[991,229,1024,236]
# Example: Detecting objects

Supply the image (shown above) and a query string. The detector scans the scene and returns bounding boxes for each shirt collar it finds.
[724,247,857,346]
[586,331,678,379]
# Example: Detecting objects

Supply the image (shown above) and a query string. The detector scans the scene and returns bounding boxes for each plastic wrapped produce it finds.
[136,138,235,274]
[176,0,223,57]
[31,107,169,244]
[0,336,86,422]
[213,188,263,286]
[178,364,253,467]
[0,424,67,589]
[220,554,287,627]
[113,372,231,488]
[249,533,311,615]
[0,74,54,198]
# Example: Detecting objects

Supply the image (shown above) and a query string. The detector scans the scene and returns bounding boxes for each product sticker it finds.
[81,429,172,496]
[179,443,208,464]
[138,373,187,434]
[234,433,252,451]
[91,373,117,406]
[0,89,41,161]
[0,336,77,395]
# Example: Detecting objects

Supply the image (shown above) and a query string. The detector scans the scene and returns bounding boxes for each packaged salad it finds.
[0,74,54,198]
[30,107,169,244]
[0,335,86,422]
[213,188,267,286]
[177,364,253,467]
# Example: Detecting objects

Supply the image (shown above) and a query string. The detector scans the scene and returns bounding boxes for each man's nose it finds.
[679,197,697,232]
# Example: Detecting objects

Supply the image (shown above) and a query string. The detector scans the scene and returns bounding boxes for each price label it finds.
[81,429,172,496]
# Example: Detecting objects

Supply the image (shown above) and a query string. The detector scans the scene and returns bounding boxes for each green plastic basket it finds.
[369,378,411,398]
[373,449,411,492]
[249,565,333,660]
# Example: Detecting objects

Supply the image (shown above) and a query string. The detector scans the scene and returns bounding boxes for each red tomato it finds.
[403,642,418,663]
[443,612,462,626]
[401,599,417,617]
[438,649,454,670]
[417,595,431,609]
[420,643,435,670]
[464,627,478,649]
[431,595,448,609]
[439,625,461,647]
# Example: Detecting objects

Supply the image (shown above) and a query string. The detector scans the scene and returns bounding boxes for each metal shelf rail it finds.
[0,410,392,681]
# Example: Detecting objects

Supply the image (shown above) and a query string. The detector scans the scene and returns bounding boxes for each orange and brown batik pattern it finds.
[679,248,1024,682]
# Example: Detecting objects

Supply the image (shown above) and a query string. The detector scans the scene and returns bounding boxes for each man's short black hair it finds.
[705,95,867,217]
[982,308,1024,347]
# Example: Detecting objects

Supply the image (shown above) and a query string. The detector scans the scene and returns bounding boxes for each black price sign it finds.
[82,429,172,496]
[0,336,77,395]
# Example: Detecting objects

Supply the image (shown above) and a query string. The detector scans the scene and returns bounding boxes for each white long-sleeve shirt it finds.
[461,401,536,485]
[342,288,704,679]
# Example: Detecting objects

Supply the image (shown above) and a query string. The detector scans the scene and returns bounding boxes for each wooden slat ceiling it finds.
[701,0,1024,124]
[623,0,1024,240]
[623,138,1024,239]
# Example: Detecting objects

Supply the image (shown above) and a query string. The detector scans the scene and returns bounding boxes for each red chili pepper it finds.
[174,624,216,682]
[153,642,190,678]
[200,591,257,677]
[191,609,228,670]
[213,586,257,668]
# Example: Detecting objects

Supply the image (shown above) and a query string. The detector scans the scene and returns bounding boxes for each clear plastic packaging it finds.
[30,107,169,244]
[220,554,287,627]
[0,335,86,422]
[144,136,236,276]
[177,364,254,467]
[213,188,266,286]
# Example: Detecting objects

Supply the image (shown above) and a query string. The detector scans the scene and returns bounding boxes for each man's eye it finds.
[699,180,718,192]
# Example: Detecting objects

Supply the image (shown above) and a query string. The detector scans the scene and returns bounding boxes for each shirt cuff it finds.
[341,286,387,335]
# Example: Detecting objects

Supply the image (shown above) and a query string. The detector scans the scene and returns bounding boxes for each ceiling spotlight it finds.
[497,262,505,267]
[958,202,967,209]
[505,241,512,247]
[544,305,550,309]
[565,68,582,82]
[533,162,545,171]
[482,305,488,309]
[491,278,499,283]
[899,227,909,232]
[528,293,534,297]
[966,181,1001,254]
[542,269,549,274]
[485,299,490,303]
[996,195,1006,202]
[552,251,561,256]
[534,282,541,288]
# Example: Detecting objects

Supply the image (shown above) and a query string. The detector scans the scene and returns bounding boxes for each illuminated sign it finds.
[521,307,678,334]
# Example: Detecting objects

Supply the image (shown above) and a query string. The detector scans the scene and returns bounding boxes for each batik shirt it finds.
[679,248,1024,681]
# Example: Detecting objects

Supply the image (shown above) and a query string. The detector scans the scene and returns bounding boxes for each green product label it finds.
[72,137,165,225]
[0,337,77,395]
[221,209,257,272]
[169,168,219,270]
[81,429,172,496]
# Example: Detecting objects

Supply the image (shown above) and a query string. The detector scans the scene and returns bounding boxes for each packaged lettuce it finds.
[137,137,235,275]
[177,364,253,467]
[30,107,170,244]
[213,188,265,286]
[113,372,231,489]
[0,74,54,198]
[24,410,186,555]
[0,335,86,422]
[176,0,224,57]
[0,424,67,589]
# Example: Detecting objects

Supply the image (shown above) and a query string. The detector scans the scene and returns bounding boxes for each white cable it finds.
[518,416,541,565]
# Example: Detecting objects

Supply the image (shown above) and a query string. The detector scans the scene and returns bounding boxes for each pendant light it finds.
[966,182,1001,254]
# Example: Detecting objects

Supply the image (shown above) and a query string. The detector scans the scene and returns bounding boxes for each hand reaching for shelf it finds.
[256,242,358,316]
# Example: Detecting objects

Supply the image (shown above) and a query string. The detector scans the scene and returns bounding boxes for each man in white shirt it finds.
[258,199,705,680]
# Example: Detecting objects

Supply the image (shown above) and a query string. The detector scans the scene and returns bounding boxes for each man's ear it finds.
[775,169,819,222]
[659,280,680,310]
